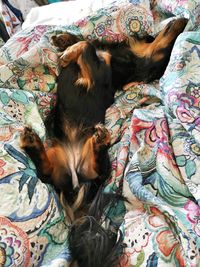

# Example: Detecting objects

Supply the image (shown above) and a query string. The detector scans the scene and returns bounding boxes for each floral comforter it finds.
[0,0,199,266]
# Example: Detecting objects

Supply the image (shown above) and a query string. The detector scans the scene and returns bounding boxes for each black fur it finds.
[45,42,113,205]
[68,216,124,267]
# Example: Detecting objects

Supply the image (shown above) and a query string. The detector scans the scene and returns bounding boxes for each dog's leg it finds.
[20,127,53,182]
[93,123,111,150]
[59,41,89,67]
[60,41,106,90]
[129,18,188,61]
[80,124,110,180]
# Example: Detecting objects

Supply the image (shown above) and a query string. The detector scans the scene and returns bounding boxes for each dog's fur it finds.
[20,18,187,267]
[20,41,113,221]
[52,18,188,90]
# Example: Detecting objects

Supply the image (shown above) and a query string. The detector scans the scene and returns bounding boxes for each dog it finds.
[20,18,187,267]
[20,40,124,267]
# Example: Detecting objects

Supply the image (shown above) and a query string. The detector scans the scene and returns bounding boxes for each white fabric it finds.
[22,0,115,29]
[7,0,39,19]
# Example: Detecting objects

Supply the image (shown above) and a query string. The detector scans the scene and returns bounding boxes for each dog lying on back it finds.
[20,18,187,267]
[20,41,113,221]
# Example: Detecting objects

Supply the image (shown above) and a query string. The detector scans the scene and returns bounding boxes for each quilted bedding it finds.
[0,0,199,266]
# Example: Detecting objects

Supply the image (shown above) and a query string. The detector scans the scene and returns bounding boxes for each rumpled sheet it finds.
[0,0,199,266]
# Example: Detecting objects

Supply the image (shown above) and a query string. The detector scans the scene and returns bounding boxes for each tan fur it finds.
[129,18,187,62]
[60,41,94,90]
[60,41,88,67]
[60,191,75,223]
[81,136,98,179]
[20,128,53,176]
[96,50,111,65]
[72,185,85,212]
[75,54,93,90]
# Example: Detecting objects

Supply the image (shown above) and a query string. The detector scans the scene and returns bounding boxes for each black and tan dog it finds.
[20,41,113,220]
[20,18,187,267]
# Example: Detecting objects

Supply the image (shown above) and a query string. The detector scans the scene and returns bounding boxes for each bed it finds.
[0,0,199,266]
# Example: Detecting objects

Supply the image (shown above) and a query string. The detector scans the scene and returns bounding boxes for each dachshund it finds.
[20,41,113,220]
[20,40,124,266]
[20,18,187,267]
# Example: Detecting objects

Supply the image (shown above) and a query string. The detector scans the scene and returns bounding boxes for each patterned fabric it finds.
[0,37,4,48]
[0,0,39,37]
[1,2,22,36]
[0,0,199,266]
[7,0,39,19]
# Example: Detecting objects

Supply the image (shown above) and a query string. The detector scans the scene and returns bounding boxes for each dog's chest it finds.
[61,128,98,189]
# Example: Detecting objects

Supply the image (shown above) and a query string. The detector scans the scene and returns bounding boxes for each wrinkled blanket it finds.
[0,0,199,266]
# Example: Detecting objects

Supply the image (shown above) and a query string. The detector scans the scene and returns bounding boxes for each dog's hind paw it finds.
[20,127,43,150]
[94,124,110,147]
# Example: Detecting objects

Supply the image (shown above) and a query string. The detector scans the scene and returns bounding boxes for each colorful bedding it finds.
[0,0,199,266]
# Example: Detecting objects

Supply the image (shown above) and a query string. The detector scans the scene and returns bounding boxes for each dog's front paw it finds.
[59,41,89,68]
[20,127,43,151]
[59,50,71,67]
[94,124,111,147]
[51,33,79,51]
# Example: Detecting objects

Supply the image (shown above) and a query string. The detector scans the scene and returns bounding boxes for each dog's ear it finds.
[88,185,128,222]
[68,216,124,267]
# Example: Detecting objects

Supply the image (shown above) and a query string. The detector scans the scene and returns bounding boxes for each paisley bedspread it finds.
[0,0,199,266]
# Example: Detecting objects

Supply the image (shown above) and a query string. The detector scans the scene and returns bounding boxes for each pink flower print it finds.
[184,200,200,236]
[0,159,6,176]
[176,106,195,123]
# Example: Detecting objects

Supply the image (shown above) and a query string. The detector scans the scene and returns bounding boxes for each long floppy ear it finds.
[129,18,188,61]
[68,216,124,267]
